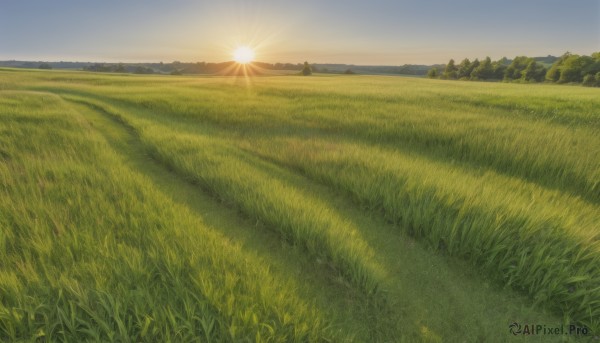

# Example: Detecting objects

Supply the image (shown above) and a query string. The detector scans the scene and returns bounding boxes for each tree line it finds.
[428,52,600,87]
[79,61,305,75]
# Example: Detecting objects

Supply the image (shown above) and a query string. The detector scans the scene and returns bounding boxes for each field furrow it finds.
[238,136,600,328]
[61,93,571,342]
[0,91,339,342]
[1,68,598,341]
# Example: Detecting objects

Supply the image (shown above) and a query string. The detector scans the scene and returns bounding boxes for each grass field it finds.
[0,68,598,342]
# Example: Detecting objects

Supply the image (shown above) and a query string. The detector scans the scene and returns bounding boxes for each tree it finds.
[558,55,590,83]
[582,55,600,79]
[457,58,471,79]
[442,59,457,79]
[534,64,547,82]
[302,61,312,76]
[84,63,111,72]
[545,52,571,82]
[582,74,596,86]
[134,66,154,74]
[492,58,508,80]
[471,57,493,80]
[545,64,561,82]
[504,56,530,81]
[468,59,480,79]
[344,68,355,74]
[427,67,439,78]
[495,57,510,66]
[39,63,52,70]
[114,64,127,73]
[521,60,545,82]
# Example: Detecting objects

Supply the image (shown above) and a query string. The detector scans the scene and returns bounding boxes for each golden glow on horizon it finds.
[233,46,255,64]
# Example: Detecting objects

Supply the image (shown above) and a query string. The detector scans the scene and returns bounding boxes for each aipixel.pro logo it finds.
[509,322,592,337]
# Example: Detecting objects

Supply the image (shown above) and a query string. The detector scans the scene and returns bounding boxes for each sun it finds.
[233,46,255,64]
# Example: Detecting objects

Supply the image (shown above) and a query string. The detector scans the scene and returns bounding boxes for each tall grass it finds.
[73,74,598,330]
[2,68,598,340]
[240,136,600,329]
[61,95,385,296]
[0,91,337,342]
[49,75,598,202]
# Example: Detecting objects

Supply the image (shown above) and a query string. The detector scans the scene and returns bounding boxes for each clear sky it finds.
[1,0,598,65]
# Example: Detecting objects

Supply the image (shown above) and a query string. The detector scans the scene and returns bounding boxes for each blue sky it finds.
[1,0,598,65]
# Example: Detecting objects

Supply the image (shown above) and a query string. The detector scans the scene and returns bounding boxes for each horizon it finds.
[0,55,572,68]
[1,0,599,65]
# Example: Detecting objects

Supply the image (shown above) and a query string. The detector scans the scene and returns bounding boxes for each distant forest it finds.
[2,53,599,86]
[0,60,443,77]
[428,52,600,87]
[0,60,304,75]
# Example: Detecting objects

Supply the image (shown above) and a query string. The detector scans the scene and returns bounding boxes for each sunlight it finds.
[233,46,255,64]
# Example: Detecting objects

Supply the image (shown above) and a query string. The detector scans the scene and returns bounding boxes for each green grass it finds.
[0,91,335,342]
[1,68,598,341]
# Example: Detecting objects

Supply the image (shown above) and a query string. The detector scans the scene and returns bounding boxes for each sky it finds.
[1,0,599,65]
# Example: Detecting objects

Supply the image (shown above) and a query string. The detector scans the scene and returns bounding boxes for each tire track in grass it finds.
[64,94,579,342]
[229,147,576,343]
[0,92,334,342]
[67,94,572,341]
[240,136,600,333]
[69,96,570,342]
[61,97,404,342]
[62,95,387,296]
